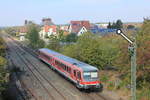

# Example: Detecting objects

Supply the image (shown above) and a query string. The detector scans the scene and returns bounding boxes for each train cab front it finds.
[77,71,103,91]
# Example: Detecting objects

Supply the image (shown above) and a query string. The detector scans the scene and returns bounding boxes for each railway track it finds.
[7,37,67,100]
[6,51,36,100]
[10,37,38,58]
[6,35,112,100]
[81,92,108,100]
[95,94,108,100]
[8,37,96,100]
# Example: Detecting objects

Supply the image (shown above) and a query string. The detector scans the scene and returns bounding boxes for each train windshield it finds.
[83,71,98,81]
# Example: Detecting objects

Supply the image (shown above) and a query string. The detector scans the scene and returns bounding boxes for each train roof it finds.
[39,48,98,72]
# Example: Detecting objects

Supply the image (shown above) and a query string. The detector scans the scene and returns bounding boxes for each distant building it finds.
[70,20,90,30]
[90,24,99,30]
[42,18,54,26]
[77,26,87,36]
[39,18,57,39]
[24,20,28,25]
[68,20,90,36]
[96,23,109,28]
[59,25,69,31]
[24,20,34,26]
[19,26,28,41]
[39,25,57,39]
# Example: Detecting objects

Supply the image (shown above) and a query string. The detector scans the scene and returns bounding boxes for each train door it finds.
[51,58,55,65]
[73,70,77,80]
[77,71,81,82]
[73,70,81,82]
[75,71,82,88]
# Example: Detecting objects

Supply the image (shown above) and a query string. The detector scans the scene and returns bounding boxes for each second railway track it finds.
[7,37,67,100]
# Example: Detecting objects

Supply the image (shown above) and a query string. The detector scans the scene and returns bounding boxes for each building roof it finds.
[19,26,28,33]
[71,20,90,30]
[39,48,98,72]
[70,20,90,34]
[71,25,83,33]
[42,18,54,26]
[43,25,57,32]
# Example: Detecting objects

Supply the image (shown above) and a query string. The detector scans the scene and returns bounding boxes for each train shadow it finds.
[79,88,101,93]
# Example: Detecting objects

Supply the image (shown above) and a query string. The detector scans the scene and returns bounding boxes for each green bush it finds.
[107,81,115,91]
[0,38,8,93]
[137,89,150,100]
[62,32,120,69]
[101,75,109,83]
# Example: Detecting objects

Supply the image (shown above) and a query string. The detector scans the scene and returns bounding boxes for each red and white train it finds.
[38,48,103,91]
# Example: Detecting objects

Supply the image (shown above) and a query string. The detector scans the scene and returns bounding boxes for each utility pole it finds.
[116,29,136,100]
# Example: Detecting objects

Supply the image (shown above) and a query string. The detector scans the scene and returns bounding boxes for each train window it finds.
[55,60,61,67]
[62,64,65,69]
[83,71,98,80]
[74,70,76,76]
[55,61,58,65]
[68,67,71,73]
[77,72,81,80]
[64,65,66,70]
[91,72,98,78]
[61,64,64,69]
[42,53,51,60]
[66,67,69,72]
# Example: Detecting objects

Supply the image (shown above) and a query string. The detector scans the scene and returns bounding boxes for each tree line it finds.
[107,19,123,29]
[0,37,7,95]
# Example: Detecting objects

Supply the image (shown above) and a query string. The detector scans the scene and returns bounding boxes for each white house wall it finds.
[77,27,87,36]
[39,28,57,39]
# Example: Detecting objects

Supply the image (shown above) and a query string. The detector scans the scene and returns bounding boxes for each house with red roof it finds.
[39,25,57,39]
[68,20,90,36]
[19,26,28,41]
[59,25,69,31]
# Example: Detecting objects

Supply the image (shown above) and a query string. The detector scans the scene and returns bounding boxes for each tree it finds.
[137,19,150,70]
[46,35,61,52]
[112,22,116,29]
[27,24,40,48]
[115,19,123,29]
[65,33,78,42]
[62,32,119,69]
[37,39,45,48]
[0,56,7,67]
[0,38,6,56]
[134,19,150,89]
[107,22,112,29]
[57,30,65,41]
[107,20,123,29]
[0,37,7,93]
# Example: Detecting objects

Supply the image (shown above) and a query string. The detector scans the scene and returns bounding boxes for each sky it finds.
[0,0,150,26]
